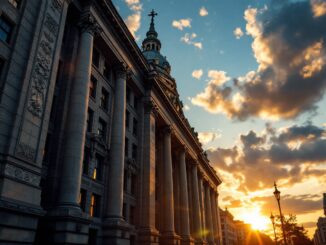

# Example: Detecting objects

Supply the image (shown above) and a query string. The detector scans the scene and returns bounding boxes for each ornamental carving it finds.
[16,142,36,161]
[144,99,158,116]
[78,13,102,35]
[4,164,40,186]
[44,14,59,34]
[51,0,63,12]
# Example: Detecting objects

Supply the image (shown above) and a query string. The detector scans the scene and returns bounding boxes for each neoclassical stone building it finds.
[0,0,222,244]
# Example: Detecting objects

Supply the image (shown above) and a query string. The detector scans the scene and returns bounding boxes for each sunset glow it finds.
[239,208,270,231]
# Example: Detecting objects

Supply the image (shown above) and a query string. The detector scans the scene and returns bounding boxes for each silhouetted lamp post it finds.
[273,182,288,245]
[270,212,277,245]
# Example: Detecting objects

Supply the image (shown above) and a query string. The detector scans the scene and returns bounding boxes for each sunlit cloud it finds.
[181,33,203,49]
[198,131,221,145]
[184,104,190,111]
[311,0,326,17]
[172,18,192,30]
[124,0,142,39]
[199,6,209,17]
[233,27,244,39]
[192,69,203,80]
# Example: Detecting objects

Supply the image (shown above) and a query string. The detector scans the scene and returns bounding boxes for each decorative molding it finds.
[78,13,102,35]
[4,164,40,186]
[16,143,36,161]
[163,124,174,135]
[144,99,158,116]
[51,0,64,13]
[114,61,130,79]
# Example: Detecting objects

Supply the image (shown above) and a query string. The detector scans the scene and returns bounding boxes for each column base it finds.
[44,206,91,245]
[160,231,181,245]
[0,198,44,244]
[102,216,131,245]
[138,227,160,245]
[180,235,195,245]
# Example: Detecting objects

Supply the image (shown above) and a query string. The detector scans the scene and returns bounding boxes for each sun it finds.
[240,208,270,231]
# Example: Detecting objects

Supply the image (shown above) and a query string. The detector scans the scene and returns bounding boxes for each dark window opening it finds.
[92,48,100,68]
[126,88,131,103]
[83,147,90,175]
[42,134,51,164]
[90,194,101,217]
[103,60,110,80]
[131,174,136,196]
[0,15,14,43]
[122,203,126,220]
[0,58,4,76]
[132,144,137,160]
[125,110,130,129]
[79,189,87,212]
[98,118,106,140]
[132,118,137,136]
[87,109,94,133]
[129,206,135,225]
[89,76,97,98]
[125,137,129,157]
[100,88,109,111]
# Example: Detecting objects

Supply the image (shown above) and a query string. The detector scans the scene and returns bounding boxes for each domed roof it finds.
[142,10,171,74]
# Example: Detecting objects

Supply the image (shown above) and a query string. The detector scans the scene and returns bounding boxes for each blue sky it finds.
[112,0,326,236]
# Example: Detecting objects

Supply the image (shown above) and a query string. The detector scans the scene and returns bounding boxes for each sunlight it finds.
[240,208,270,231]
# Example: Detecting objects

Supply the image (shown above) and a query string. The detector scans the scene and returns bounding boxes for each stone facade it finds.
[0,0,222,244]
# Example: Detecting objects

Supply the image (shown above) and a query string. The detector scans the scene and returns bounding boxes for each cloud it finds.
[172,18,192,30]
[199,7,208,17]
[181,33,203,49]
[192,1,326,121]
[311,0,326,17]
[208,123,326,192]
[233,27,244,39]
[124,0,142,38]
[184,104,190,111]
[198,131,221,145]
[192,69,203,80]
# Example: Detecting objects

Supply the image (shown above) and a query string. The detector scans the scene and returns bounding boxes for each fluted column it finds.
[191,163,202,242]
[162,125,175,234]
[205,184,214,244]
[199,177,207,242]
[106,63,128,219]
[215,193,223,245]
[210,189,218,244]
[58,13,101,207]
[179,146,191,242]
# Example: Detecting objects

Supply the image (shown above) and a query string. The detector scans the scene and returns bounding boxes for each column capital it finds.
[163,125,174,135]
[78,13,102,35]
[144,99,159,116]
[115,61,131,79]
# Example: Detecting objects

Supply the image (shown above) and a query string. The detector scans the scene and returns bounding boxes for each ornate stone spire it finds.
[142,9,161,52]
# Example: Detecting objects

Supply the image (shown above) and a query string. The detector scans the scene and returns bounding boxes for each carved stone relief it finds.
[4,164,40,186]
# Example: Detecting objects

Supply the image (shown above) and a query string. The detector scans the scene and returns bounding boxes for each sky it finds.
[112,0,326,238]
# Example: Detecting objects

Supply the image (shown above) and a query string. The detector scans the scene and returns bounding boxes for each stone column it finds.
[205,184,214,245]
[210,189,218,244]
[103,63,129,244]
[191,163,202,243]
[161,125,179,244]
[199,177,207,242]
[58,13,101,208]
[138,100,159,245]
[106,62,128,218]
[215,193,223,245]
[179,146,192,244]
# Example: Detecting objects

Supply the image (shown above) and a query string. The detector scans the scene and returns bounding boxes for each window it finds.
[126,88,131,104]
[83,147,90,175]
[87,109,94,133]
[131,173,136,195]
[8,0,21,8]
[0,15,13,43]
[125,137,129,157]
[90,194,101,217]
[122,203,126,220]
[79,189,87,212]
[123,170,128,191]
[132,144,137,160]
[100,88,109,111]
[103,60,110,80]
[98,118,106,140]
[89,76,97,98]
[0,58,4,76]
[129,206,135,225]
[125,110,130,129]
[42,134,51,164]
[133,96,138,109]
[92,154,103,181]
[132,118,137,136]
[92,48,100,68]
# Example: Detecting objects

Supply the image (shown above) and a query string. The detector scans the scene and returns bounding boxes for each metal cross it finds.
[148,9,158,23]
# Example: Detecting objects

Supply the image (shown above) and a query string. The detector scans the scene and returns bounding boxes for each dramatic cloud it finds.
[172,18,192,30]
[233,27,244,39]
[181,33,203,49]
[198,131,221,145]
[208,123,326,192]
[124,0,142,38]
[199,7,209,17]
[192,69,203,80]
[192,1,326,120]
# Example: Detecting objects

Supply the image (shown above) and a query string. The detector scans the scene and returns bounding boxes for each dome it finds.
[143,50,171,73]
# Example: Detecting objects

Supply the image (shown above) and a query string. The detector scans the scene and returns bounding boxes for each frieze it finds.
[16,142,36,161]
[44,14,59,34]
[4,164,40,186]
[50,0,63,13]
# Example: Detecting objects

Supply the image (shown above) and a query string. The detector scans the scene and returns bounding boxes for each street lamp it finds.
[270,212,277,245]
[273,182,288,245]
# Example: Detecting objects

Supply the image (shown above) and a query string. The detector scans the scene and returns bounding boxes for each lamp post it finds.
[270,212,277,245]
[273,182,288,245]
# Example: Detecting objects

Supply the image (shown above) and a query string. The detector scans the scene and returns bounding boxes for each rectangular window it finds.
[103,60,110,80]
[125,137,129,157]
[132,118,137,136]
[83,147,90,175]
[90,194,101,217]
[131,173,136,195]
[92,154,103,181]
[8,0,21,8]
[126,88,131,104]
[92,48,100,68]
[98,118,106,140]
[133,96,138,109]
[87,108,94,133]
[100,88,109,111]
[123,170,128,192]
[122,203,126,220]
[89,76,97,99]
[132,144,137,160]
[0,15,13,43]
[129,206,135,225]
[0,58,4,76]
[125,110,130,129]
[79,189,87,212]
